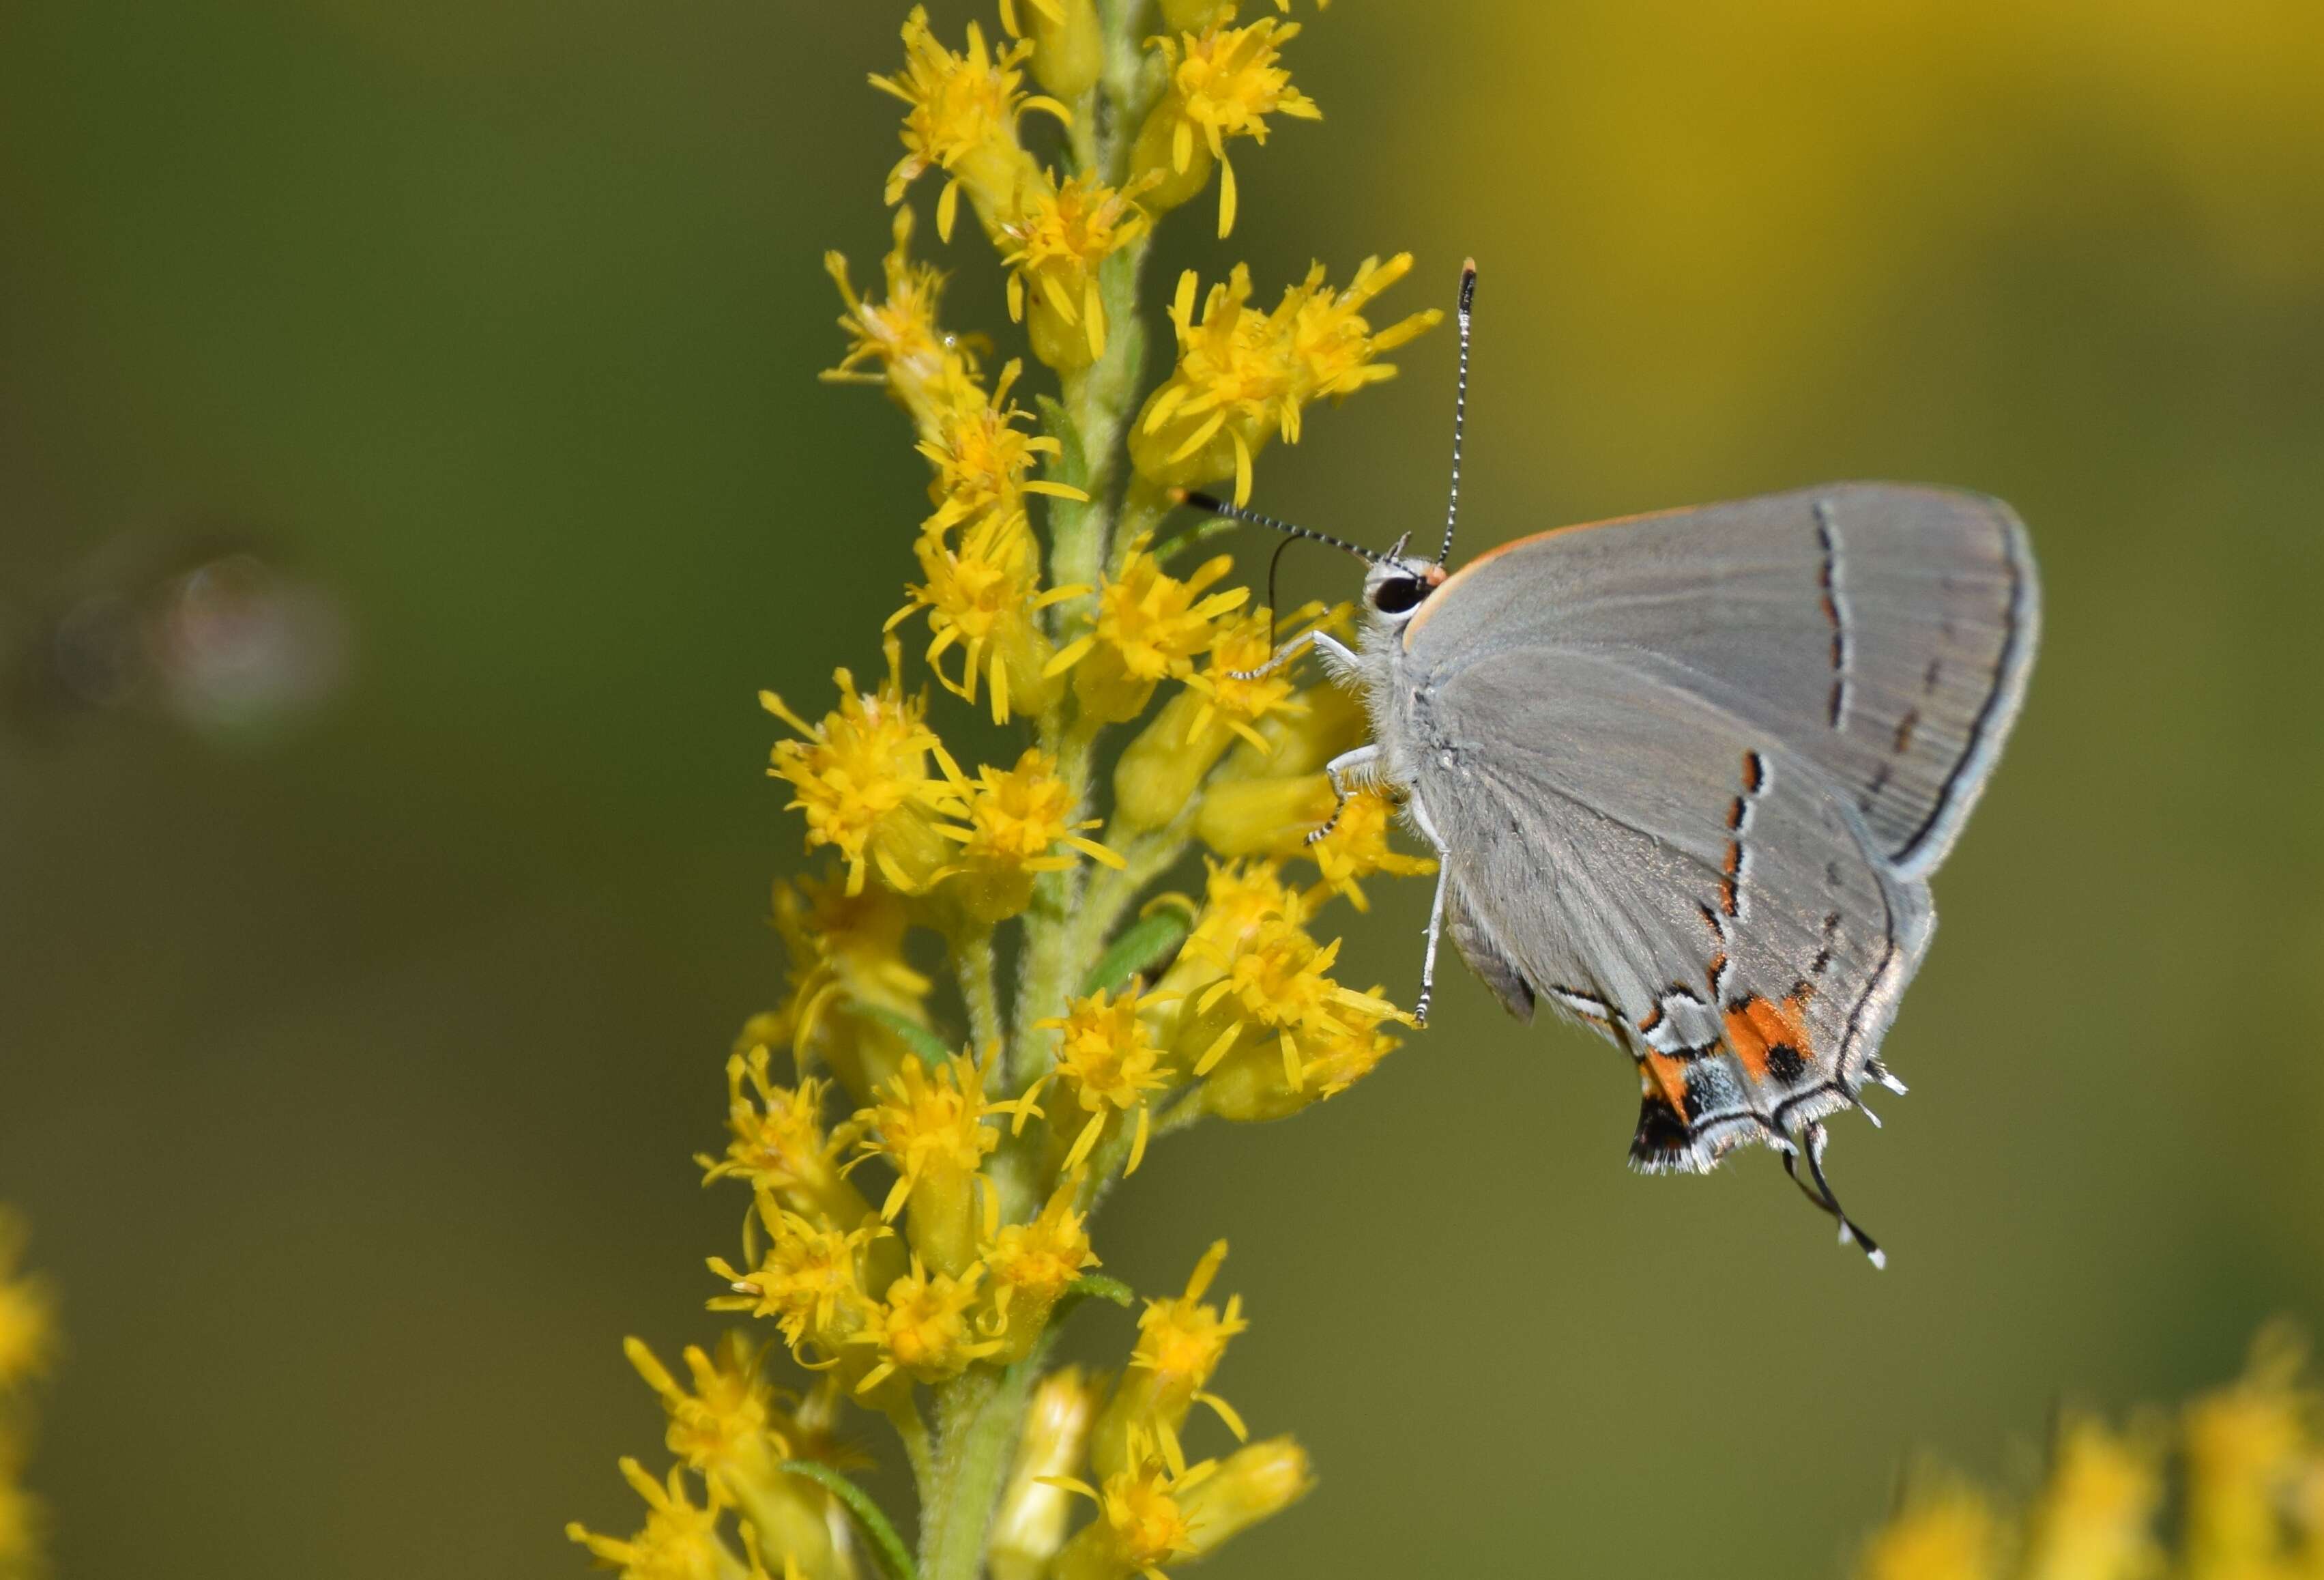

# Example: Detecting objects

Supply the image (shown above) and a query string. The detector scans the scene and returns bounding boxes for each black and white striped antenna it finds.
[1173,490,1384,565]
[1436,259,1477,566]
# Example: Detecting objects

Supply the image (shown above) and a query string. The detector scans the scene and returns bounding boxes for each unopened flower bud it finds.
[990,1368,1101,1580]
[1006,0,1104,101]
[1194,773,1334,857]
[1115,687,1238,831]
[1180,1436,1315,1555]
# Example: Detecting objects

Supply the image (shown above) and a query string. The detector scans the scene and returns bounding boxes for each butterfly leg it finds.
[1780,1121,1887,1269]
[1306,743,1383,845]
[1404,793,1453,1027]
[1226,629,1358,683]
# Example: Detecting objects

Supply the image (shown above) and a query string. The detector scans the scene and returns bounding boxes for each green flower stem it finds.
[916,1362,1039,1580]
[1010,714,1105,1096]
[1049,239,1150,607]
[910,11,1172,1577]
[951,925,1005,1061]
[1097,0,1162,189]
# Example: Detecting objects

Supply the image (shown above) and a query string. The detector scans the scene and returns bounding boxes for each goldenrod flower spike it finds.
[1131,15,1320,238]
[587,8,1455,1574]
[871,8,1066,244]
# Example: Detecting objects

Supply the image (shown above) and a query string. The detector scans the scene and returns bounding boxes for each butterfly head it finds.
[1361,541,1446,633]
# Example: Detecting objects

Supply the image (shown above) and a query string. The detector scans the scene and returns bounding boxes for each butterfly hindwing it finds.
[1412,650,1930,1169]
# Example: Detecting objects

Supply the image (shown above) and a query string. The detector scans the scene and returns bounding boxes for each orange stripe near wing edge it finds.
[1641,1051,1692,1117]
[1404,503,1696,647]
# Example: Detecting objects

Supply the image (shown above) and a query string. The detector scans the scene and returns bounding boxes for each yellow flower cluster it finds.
[1131,257,1440,506]
[0,1216,53,1579]
[576,5,1436,1578]
[1857,1326,2324,1580]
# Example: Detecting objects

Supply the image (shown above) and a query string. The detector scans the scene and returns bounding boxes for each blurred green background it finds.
[3,1,2321,1575]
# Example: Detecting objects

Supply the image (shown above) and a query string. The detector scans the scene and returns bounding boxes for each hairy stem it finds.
[916,1363,1039,1580]
[953,926,1005,1061]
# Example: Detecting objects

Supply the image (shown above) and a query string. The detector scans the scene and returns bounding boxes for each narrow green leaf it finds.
[1080,910,1192,997]
[1149,512,1243,566]
[861,1005,954,1070]
[1064,1274,1135,1307]
[779,1459,919,1580]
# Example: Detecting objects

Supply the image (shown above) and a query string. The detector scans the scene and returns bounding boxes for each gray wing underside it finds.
[1423,654,1932,1170]
[1403,483,2035,1171]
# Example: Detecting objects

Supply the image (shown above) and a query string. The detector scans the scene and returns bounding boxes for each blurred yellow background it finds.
[3,1,2321,1575]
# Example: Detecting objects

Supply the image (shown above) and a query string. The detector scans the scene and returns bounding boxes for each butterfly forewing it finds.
[1407,483,2038,876]
[1395,483,2033,1168]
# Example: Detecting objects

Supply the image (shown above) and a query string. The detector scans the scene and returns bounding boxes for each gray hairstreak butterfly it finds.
[1176,263,2039,1264]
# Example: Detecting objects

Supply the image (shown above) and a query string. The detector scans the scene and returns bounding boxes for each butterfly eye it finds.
[1371,576,1425,616]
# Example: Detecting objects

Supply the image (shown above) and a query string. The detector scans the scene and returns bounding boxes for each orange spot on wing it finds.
[1723,993,1813,1084]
